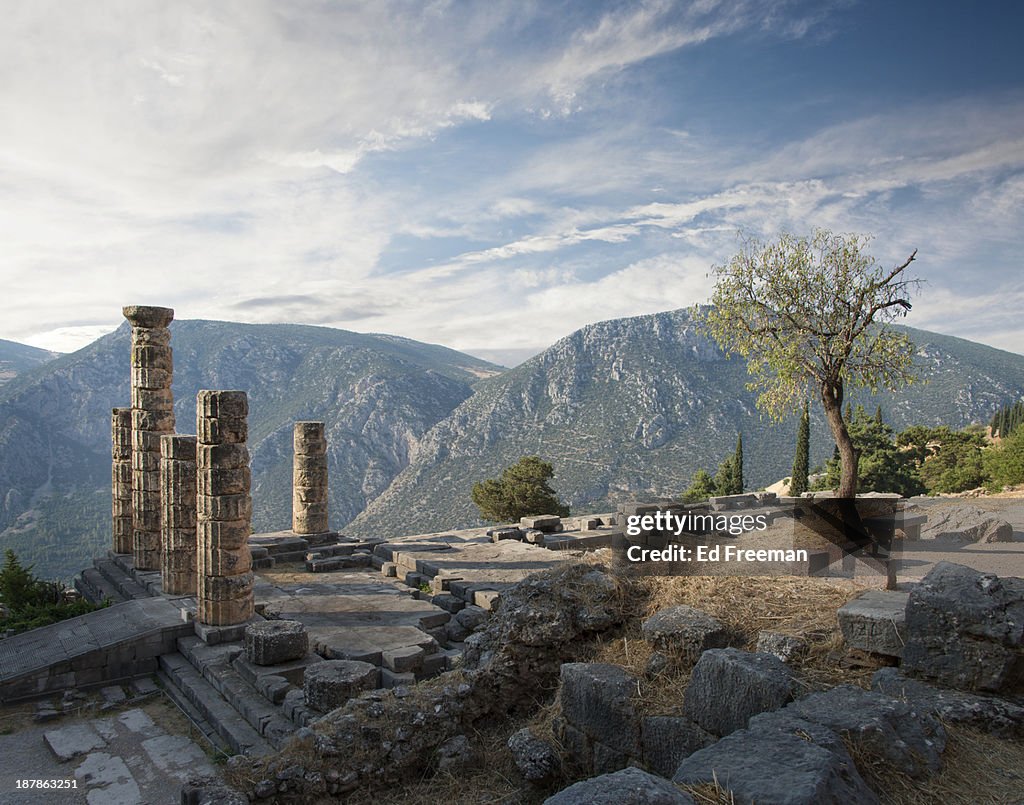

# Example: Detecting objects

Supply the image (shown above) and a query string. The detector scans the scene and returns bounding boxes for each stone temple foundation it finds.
[160,434,197,596]
[123,305,176,571]
[292,421,329,535]
[196,390,255,626]
[111,407,133,555]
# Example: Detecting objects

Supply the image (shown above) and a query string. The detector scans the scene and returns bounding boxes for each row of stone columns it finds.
[112,306,332,626]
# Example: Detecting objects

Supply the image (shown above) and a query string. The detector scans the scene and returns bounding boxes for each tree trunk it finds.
[821,382,858,498]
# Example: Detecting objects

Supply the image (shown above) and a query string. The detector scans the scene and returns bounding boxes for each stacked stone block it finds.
[196,390,254,626]
[123,305,176,571]
[292,421,328,535]
[160,435,198,596]
[111,407,133,554]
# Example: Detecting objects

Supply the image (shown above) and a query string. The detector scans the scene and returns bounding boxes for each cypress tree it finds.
[790,400,810,497]
[734,432,744,493]
[875,404,884,424]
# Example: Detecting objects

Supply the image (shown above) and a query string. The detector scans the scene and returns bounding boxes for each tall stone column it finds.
[196,390,254,626]
[161,435,197,595]
[123,305,175,571]
[292,421,328,535]
[111,408,133,554]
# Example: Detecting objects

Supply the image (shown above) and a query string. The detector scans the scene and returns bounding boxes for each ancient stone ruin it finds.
[292,421,329,536]
[123,304,176,571]
[196,389,255,626]
[110,407,133,555]
[160,434,197,596]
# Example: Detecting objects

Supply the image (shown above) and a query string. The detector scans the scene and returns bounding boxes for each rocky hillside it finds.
[0,321,501,580]
[0,338,59,386]
[348,310,1024,538]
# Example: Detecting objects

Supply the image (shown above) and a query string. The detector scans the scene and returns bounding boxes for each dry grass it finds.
[849,724,1024,805]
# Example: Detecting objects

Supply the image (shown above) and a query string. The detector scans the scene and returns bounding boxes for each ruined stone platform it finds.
[0,598,194,703]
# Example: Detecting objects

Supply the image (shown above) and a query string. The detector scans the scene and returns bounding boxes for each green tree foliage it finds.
[471,456,569,522]
[697,229,919,497]
[0,549,103,636]
[896,426,987,494]
[823,406,923,496]
[789,400,811,497]
[991,400,1024,439]
[0,549,49,611]
[714,455,738,496]
[682,469,717,503]
[984,425,1024,490]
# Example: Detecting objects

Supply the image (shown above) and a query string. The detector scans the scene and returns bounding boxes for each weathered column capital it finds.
[122,305,174,329]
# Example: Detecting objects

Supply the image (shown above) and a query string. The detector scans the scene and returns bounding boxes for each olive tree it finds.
[697,229,919,498]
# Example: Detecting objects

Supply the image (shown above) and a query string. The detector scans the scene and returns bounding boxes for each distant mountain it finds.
[347,310,1024,538]
[0,338,59,385]
[0,320,501,581]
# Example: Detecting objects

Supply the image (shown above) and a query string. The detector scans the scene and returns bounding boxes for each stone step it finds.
[94,557,151,601]
[153,666,233,756]
[177,636,301,746]
[158,652,274,757]
[75,568,124,605]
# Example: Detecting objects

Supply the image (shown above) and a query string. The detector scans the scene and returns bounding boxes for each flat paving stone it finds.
[117,709,161,737]
[44,723,107,762]
[75,752,142,805]
[141,734,217,782]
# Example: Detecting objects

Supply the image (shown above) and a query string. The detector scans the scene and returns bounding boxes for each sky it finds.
[1,0,1022,367]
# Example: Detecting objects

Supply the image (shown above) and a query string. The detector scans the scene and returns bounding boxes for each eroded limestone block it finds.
[837,589,908,658]
[902,561,1024,693]
[683,648,796,737]
[245,620,308,666]
[782,684,945,779]
[673,714,878,805]
[558,662,640,757]
[640,605,728,663]
[547,767,695,805]
[303,660,378,712]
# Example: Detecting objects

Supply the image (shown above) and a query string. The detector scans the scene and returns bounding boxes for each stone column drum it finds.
[123,305,176,571]
[292,421,328,535]
[111,407,133,554]
[196,390,254,626]
[160,435,197,596]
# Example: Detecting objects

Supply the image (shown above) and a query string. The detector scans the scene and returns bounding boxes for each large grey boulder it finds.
[919,504,1014,543]
[546,767,695,805]
[872,667,1024,738]
[902,561,1024,693]
[641,716,714,778]
[783,684,945,778]
[641,605,728,664]
[673,713,878,805]
[683,648,796,736]
[558,663,641,757]
[508,728,560,784]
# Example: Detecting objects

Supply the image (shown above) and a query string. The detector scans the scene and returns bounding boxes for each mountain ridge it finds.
[346,309,1024,538]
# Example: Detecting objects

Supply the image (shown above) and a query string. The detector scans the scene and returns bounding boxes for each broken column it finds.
[160,434,197,595]
[292,421,328,535]
[196,390,254,626]
[111,407,133,554]
[123,305,176,571]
